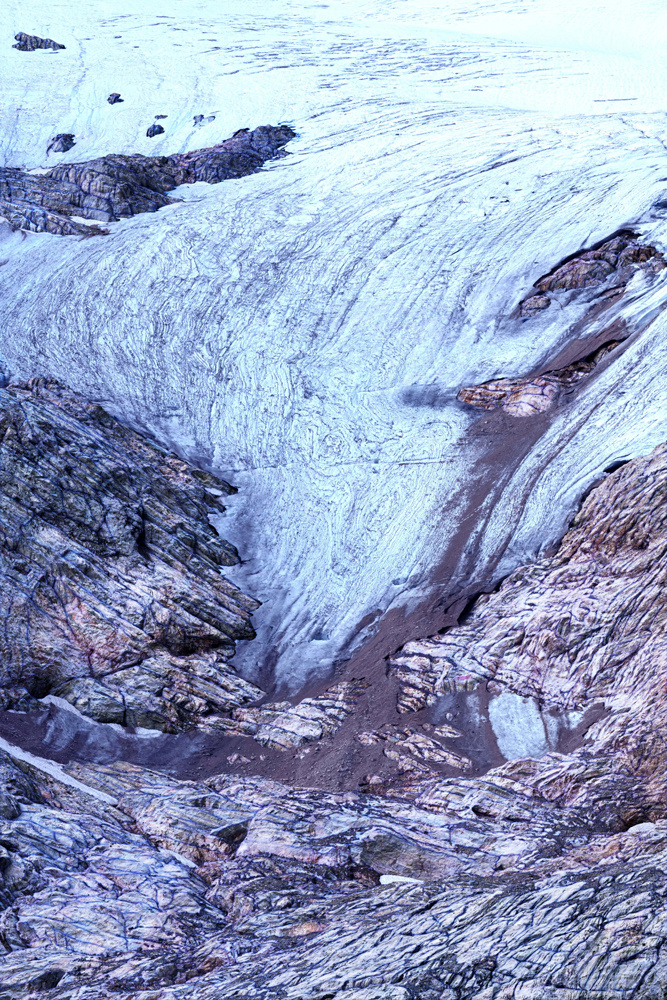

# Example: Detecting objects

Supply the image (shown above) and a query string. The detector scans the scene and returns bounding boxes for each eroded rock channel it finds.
[2,367,667,995]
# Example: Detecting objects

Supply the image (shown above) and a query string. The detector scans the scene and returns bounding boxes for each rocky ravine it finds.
[2,379,667,996]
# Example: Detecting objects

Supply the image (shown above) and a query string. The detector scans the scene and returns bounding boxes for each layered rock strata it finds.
[457,340,619,416]
[0,124,295,236]
[0,379,367,751]
[0,397,666,994]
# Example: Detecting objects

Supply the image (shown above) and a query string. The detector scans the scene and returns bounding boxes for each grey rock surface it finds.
[0,124,295,235]
[0,397,665,996]
[0,378,260,731]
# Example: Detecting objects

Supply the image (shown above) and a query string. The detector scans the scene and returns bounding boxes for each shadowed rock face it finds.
[12,32,65,51]
[0,124,296,236]
[46,134,75,155]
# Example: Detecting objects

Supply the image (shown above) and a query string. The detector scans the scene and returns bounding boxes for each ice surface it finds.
[3,0,667,690]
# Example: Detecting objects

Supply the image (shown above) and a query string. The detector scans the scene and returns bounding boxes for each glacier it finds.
[3,0,667,693]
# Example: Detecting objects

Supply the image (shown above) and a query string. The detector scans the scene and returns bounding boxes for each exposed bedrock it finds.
[0,378,374,750]
[6,431,667,999]
[0,378,262,731]
[518,230,665,317]
[388,443,667,834]
[0,124,295,235]
[0,413,666,996]
[458,233,666,417]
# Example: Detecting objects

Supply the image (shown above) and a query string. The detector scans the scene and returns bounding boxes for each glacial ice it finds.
[3,0,667,690]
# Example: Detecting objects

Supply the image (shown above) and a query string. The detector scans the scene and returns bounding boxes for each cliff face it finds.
[2,388,667,997]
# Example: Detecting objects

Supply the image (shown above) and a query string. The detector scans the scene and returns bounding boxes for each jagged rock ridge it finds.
[457,230,666,417]
[0,124,296,236]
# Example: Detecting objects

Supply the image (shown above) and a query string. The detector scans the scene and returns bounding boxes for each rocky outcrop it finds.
[0,379,369,751]
[0,378,260,731]
[211,680,370,749]
[389,442,667,836]
[12,32,65,51]
[2,391,667,994]
[518,231,665,317]
[146,123,165,138]
[0,124,296,236]
[107,93,123,105]
[458,340,619,416]
[457,231,667,417]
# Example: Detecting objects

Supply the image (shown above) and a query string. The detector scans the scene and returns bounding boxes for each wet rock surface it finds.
[0,124,295,236]
[12,33,65,52]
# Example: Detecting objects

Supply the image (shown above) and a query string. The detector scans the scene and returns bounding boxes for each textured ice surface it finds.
[3,0,667,690]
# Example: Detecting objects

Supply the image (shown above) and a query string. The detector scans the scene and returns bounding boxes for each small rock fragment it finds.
[146,123,165,138]
[107,92,123,104]
[519,293,550,318]
[194,114,216,127]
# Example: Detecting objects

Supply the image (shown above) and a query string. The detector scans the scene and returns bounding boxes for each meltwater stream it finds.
[3,0,667,695]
